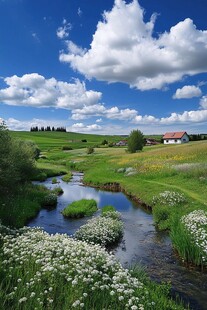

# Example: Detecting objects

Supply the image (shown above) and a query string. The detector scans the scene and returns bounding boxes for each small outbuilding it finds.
[163,131,189,144]
[115,140,128,146]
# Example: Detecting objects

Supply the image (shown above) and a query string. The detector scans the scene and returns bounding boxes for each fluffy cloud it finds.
[1,117,68,131]
[71,104,138,121]
[71,122,102,132]
[173,85,202,99]
[200,95,207,109]
[160,110,207,124]
[56,19,72,39]
[0,73,102,109]
[59,0,207,90]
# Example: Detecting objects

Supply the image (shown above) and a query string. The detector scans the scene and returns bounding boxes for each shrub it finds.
[75,216,123,246]
[52,177,58,184]
[62,199,98,218]
[153,205,172,230]
[42,193,57,209]
[62,146,73,150]
[152,191,186,207]
[61,173,72,182]
[51,187,64,196]
[101,205,116,215]
[101,139,108,145]
[101,206,121,220]
[32,171,47,182]
[87,147,94,154]
[81,139,87,142]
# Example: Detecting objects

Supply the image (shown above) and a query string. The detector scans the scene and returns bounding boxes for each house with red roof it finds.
[163,131,189,144]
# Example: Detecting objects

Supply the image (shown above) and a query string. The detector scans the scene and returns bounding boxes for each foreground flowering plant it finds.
[0,225,147,309]
[152,191,186,207]
[0,224,185,309]
[75,211,123,246]
[181,210,207,265]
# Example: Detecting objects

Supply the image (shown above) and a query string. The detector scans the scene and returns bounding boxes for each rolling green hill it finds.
[10,131,125,151]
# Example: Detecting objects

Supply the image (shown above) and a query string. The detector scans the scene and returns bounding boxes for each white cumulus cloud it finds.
[173,85,202,99]
[0,73,102,109]
[59,0,207,90]
[200,95,207,109]
[160,110,207,124]
[71,122,102,132]
[71,104,138,121]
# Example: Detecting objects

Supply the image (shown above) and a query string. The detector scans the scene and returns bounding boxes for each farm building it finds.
[115,140,128,146]
[163,131,189,144]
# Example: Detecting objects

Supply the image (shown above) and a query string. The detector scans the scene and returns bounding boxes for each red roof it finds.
[163,131,187,139]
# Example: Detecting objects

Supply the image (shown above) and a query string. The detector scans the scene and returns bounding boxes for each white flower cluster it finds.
[0,226,154,309]
[152,191,186,207]
[181,210,207,264]
[75,213,123,246]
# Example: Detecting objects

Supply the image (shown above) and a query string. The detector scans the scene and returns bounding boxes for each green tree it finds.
[127,129,144,153]
[0,123,37,195]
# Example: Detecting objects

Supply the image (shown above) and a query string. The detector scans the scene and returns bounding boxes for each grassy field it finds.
[42,139,207,265]
[9,131,207,266]
[10,130,125,151]
[1,131,206,309]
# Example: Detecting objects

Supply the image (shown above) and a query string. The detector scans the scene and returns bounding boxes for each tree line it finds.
[30,126,66,132]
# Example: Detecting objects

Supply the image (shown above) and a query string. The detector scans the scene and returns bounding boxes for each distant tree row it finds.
[30,126,67,132]
[189,134,207,141]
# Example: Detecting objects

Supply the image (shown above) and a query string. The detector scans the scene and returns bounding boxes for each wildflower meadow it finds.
[0,224,185,310]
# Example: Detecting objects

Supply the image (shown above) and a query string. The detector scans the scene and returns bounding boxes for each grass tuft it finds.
[62,199,98,218]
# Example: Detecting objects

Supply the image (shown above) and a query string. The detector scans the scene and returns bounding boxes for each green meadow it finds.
[1,130,207,309]
[23,131,207,268]
[10,130,125,151]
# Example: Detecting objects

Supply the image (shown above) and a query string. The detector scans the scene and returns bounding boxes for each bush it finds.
[75,216,123,246]
[42,193,57,209]
[153,205,172,230]
[33,171,47,182]
[81,139,87,142]
[0,123,36,195]
[152,191,186,207]
[61,173,72,182]
[62,146,73,150]
[51,187,64,196]
[101,205,116,215]
[52,177,58,184]
[87,147,94,154]
[101,139,108,145]
[62,199,98,218]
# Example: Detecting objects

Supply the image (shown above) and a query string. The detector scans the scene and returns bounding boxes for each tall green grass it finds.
[0,184,57,227]
[62,199,98,218]
[170,215,203,266]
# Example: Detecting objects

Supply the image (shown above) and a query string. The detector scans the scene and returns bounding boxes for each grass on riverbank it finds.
[0,225,186,310]
[6,131,207,266]
[62,199,98,218]
[50,140,207,267]
[0,184,59,227]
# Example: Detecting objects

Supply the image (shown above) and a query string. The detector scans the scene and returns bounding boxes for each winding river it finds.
[28,172,207,310]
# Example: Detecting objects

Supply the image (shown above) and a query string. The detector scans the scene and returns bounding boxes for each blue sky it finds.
[0,0,207,134]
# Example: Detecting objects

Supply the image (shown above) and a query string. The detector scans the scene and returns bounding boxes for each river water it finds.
[28,172,207,310]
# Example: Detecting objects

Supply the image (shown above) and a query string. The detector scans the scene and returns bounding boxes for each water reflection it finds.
[29,173,207,310]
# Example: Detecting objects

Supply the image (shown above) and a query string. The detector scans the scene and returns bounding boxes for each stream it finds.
[28,172,207,310]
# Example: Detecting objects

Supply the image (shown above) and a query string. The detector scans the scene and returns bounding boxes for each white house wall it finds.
[164,134,189,144]
[164,139,182,144]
